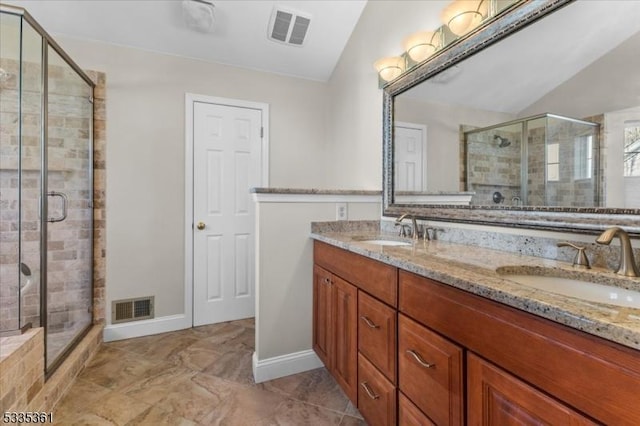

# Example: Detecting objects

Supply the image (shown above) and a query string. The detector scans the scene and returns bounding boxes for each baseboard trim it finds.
[103,314,191,342]
[252,349,323,383]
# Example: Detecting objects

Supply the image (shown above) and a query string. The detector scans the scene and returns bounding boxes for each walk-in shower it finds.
[465,113,600,207]
[0,4,94,374]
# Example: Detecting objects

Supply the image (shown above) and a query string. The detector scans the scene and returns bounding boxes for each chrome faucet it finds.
[595,227,639,277]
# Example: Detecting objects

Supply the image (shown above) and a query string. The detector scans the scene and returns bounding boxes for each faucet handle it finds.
[557,242,591,269]
[395,223,411,237]
[422,226,438,241]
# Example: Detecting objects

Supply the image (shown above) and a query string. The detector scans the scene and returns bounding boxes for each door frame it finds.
[184,93,269,326]
[394,121,428,191]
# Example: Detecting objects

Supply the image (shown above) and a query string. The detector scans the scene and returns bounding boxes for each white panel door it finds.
[193,101,261,326]
[394,124,426,192]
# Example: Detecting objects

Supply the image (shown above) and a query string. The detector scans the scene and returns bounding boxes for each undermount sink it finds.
[357,239,411,247]
[499,273,640,309]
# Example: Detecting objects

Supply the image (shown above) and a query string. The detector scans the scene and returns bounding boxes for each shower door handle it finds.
[47,191,68,223]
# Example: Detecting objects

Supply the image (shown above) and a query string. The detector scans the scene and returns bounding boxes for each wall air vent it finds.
[268,6,311,47]
[112,296,155,324]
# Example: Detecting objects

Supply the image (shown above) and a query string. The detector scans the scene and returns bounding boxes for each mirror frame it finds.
[382,0,640,236]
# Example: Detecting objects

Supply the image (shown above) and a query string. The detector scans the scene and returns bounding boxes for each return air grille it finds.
[112,296,154,324]
[268,7,311,46]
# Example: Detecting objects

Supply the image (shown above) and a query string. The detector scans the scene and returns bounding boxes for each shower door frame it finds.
[1,4,96,377]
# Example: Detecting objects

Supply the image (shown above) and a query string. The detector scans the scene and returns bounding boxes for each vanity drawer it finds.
[399,392,435,426]
[398,313,464,426]
[358,353,396,426]
[358,290,397,383]
[314,241,398,307]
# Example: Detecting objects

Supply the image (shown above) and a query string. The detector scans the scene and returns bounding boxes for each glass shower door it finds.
[0,12,43,335]
[45,46,93,368]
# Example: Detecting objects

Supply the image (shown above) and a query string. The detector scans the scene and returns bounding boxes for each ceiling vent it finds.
[268,6,311,47]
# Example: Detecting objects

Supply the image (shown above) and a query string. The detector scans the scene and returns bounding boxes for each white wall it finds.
[54,36,331,321]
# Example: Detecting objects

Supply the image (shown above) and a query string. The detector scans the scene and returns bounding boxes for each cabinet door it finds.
[358,290,397,383]
[313,265,332,368]
[358,353,397,426]
[398,314,464,426]
[467,353,597,426]
[333,275,358,404]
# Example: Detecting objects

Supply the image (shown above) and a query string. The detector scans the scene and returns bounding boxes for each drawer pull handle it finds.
[360,382,380,400]
[323,277,331,285]
[360,316,380,329]
[406,349,435,368]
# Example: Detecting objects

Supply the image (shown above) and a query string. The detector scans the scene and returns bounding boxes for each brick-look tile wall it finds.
[0,68,106,414]
[0,324,103,413]
[87,70,106,325]
[0,329,44,413]
[0,62,105,337]
[466,129,522,205]
[461,116,600,207]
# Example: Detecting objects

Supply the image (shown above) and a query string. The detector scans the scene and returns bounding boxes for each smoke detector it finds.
[268,6,311,46]
[182,0,215,33]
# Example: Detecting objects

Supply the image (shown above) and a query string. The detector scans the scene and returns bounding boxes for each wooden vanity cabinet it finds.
[399,269,640,425]
[312,265,332,367]
[314,241,397,306]
[358,353,397,426]
[316,241,640,425]
[399,392,436,426]
[398,314,463,426]
[312,264,358,403]
[314,241,398,423]
[467,353,597,425]
[358,290,397,383]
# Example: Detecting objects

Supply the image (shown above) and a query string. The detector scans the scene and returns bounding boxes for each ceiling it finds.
[3,0,367,82]
[401,0,640,115]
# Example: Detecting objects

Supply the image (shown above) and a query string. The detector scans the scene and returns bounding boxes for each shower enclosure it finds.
[465,113,600,207]
[0,4,94,373]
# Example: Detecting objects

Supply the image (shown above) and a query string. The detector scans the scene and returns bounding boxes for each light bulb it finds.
[441,0,488,36]
[373,57,405,82]
[403,31,441,63]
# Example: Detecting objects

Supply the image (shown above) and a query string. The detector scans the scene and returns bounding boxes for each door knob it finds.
[196,221,206,230]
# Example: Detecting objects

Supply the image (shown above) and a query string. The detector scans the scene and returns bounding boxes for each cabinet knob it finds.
[324,277,331,285]
[360,382,380,400]
[406,349,435,368]
[196,221,206,230]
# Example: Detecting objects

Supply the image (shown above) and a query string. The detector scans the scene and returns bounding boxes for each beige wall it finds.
[325,1,448,190]
[255,200,380,361]
[55,36,331,320]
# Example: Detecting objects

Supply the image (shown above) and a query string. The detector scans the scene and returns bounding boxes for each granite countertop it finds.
[310,230,640,351]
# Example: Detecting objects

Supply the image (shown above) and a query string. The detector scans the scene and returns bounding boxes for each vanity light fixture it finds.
[374,0,518,87]
[403,30,442,64]
[441,0,489,36]
[374,56,405,83]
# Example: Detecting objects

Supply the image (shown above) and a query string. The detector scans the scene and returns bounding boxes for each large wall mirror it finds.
[383,0,640,235]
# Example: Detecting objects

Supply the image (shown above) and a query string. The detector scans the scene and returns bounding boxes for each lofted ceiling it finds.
[2,0,368,81]
[402,0,640,115]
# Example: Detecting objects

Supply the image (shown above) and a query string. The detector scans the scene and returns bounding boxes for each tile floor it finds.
[53,318,366,425]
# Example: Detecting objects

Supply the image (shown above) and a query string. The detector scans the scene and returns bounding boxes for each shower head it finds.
[494,135,511,148]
